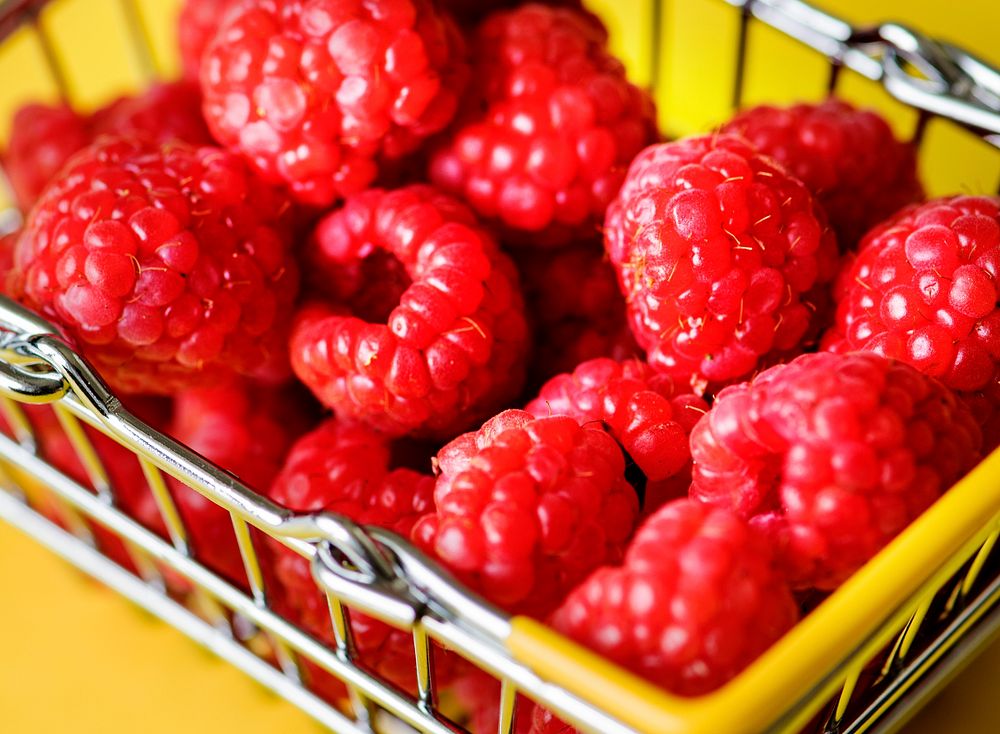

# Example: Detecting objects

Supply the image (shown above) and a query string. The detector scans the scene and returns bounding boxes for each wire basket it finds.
[2,1,1000,733]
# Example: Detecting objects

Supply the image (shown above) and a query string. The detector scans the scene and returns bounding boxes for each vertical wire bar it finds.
[497,679,518,734]
[51,403,165,586]
[232,513,266,603]
[117,0,157,80]
[897,594,934,660]
[30,11,72,104]
[0,396,37,450]
[412,623,434,709]
[911,110,932,147]
[648,0,663,96]
[961,529,999,597]
[732,4,752,111]
[231,511,300,678]
[829,660,864,727]
[827,60,843,96]
[326,592,377,729]
[138,458,189,553]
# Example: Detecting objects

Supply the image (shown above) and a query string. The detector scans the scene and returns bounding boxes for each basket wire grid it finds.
[1,1,1000,733]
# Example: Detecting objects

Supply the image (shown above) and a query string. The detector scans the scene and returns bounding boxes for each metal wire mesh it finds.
[1,1,1000,733]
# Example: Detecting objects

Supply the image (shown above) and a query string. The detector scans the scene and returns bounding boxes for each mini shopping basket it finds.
[1,1,1000,732]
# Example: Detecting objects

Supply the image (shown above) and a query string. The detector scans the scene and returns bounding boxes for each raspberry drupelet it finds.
[526,357,707,512]
[544,499,798,711]
[264,417,443,693]
[2,103,91,210]
[689,351,982,590]
[428,4,657,246]
[411,410,640,617]
[822,196,1000,448]
[291,185,529,438]
[723,99,923,249]
[199,0,469,206]
[605,134,839,390]
[10,136,300,394]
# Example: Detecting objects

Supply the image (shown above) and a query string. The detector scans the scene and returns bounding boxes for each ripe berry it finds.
[441,0,589,26]
[724,99,923,248]
[177,0,239,80]
[547,499,798,701]
[10,135,300,394]
[291,185,529,438]
[166,381,317,585]
[690,351,982,589]
[429,4,657,245]
[411,410,640,617]
[605,134,839,390]
[264,417,441,692]
[200,0,469,206]
[514,242,638,385]
[2,103,90,210]
[823,196,1000,446]
[91,81,214,147]
[526,357,707,512]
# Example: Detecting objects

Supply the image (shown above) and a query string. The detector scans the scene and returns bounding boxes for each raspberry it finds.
[411,410,640,617]
[165,381,317,585]
[10,135,300,394]
[177,0,239,80]
[514,242,638,385]
[546,499,798,702]
[291,185,529,438]
[723,100,923,248]
[525,357,707,512]
[605,134,839,390]
[823,196,1000,446]
[428,4,657,246]
[441,0,588,26]
[689,351,982,589]
[200,0,469,206]
[2,103,90,210]
[90,81,214,147]
[264,417,440,692]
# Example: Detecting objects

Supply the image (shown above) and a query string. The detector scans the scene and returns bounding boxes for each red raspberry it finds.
[723,100,923,248]
[441,0,588,26]
[428,4,657,246]
[10,135,300,394]
[200,0,469,206]
[546,499,798,702]
[690,351,982,589]
[411,410,640,617]
[822,196,1000,446]
[525,357,707,511]
[514,243,638,384]
[90,81,214,147]
[2,103,90,210]
[165,381,317,585]
[264,418,440,692]
[291,185,529,438]
[605,134,839,390]
[177,0,239,80]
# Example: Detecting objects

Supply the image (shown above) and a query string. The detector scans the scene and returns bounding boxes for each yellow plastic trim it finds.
[506,448,1000,734]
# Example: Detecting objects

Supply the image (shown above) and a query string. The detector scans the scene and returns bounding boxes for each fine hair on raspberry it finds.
[604,133,839,390]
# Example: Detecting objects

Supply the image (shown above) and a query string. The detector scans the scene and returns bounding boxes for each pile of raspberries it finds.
[1,1,995,730]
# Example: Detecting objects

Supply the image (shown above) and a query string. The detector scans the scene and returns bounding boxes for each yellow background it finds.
[1,0,1000,732]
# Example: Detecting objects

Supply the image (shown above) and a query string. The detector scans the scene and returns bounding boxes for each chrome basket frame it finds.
[1,1,1000,733]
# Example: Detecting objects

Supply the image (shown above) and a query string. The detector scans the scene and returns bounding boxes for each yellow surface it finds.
[3,0,1000,733]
